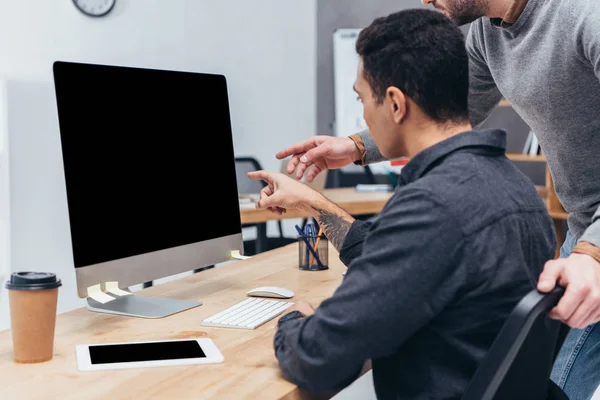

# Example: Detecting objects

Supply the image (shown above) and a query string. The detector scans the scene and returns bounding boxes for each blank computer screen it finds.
[53,61,242,268]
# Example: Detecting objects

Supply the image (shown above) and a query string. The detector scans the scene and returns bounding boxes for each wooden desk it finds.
[240,188,393,225]
[0,244,345,400]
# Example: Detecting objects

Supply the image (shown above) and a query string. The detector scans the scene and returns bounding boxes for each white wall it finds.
[0,80,9,322]
[0,0,317,330]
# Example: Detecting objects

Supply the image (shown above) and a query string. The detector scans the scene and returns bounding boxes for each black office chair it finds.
[235,157,295,255]
[462,287,569,400]
[364,165,378,185]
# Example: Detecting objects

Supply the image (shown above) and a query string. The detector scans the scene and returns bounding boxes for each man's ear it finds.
[386,87,406,124]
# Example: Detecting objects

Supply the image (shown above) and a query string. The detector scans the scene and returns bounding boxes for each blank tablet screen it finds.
[89,340,206,365]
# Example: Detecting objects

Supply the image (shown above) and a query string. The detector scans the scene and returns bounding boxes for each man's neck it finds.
[486,0,528,24]
[404,122,473,159]
[485,0,518,19]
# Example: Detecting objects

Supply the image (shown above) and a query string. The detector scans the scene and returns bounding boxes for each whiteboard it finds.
[333,29,366,138]
[333,29,394,175]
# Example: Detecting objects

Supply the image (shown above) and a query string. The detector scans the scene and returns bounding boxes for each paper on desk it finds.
[355,184,393,192]
[239,194,260,202]
[106,282,131,297]
[239,194,260,209]
[87,284,116,304]
[231,250,252,260]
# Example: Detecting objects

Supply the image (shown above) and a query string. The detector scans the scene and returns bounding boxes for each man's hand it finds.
[279,300,316,322]
[276,136,361,182]
[247,170,324,216]
[538,253,600,329]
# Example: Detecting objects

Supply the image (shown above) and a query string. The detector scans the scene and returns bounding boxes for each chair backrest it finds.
[235,157,265,195]
[462,287,569,400]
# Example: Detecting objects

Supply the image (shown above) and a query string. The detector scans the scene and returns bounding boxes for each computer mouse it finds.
[247,286,294,299]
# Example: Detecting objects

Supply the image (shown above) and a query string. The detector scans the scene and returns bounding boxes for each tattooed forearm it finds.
[311,206,353,251]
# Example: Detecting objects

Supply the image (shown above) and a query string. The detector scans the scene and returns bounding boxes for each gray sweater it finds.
[359,0,600,246]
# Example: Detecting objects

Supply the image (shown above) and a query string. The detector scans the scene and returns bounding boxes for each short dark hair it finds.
[356,9,469,124]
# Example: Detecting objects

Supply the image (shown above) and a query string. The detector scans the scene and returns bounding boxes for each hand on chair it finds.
[538,253,600,329]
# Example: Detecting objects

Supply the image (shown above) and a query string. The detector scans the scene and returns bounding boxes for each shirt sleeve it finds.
[574,0,600,248]
[466,22,504,128]
[274,189,465,392]
[579,211,600,249]
[356,130,388,165]
[338,219,372,266]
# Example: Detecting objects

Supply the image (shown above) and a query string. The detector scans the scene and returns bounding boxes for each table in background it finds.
[240,188,393,253]
[241,179,569,258]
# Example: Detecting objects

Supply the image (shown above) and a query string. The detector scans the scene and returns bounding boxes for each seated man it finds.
[248,9,556,399]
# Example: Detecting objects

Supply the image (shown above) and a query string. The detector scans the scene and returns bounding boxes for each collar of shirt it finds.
[490,0,529,27]
[399,129,507,185]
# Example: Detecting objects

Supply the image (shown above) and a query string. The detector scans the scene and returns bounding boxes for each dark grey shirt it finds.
[275,129,556,400]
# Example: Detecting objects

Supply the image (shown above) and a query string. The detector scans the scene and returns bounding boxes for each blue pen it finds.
[310,224,317,246]
[298,224,310,262]
[303,224,310,262]
[304,224,312,248]
[307,224,315,260]
[308,224,320,260]
[295,225,324,268]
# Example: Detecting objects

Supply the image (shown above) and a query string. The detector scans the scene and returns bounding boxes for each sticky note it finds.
[87,284,116,304]
[231,250,251,260]
[106,282,131,297]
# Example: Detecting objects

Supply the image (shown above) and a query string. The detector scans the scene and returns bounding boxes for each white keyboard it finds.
[202,297,295,330]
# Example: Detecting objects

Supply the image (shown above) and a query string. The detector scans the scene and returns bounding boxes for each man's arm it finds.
[274,189,464,392]
[536,1,600,329]
[307,195,372,265]
[308,197,355,251]
[574,0,600,251]
[247,170,372,265]
[465,21,504,128]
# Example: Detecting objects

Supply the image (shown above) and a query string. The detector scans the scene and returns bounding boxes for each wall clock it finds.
[73,0,116,17]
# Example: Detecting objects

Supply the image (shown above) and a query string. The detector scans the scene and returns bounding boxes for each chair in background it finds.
[236,157,295,255]
[461,287,569,400]
[363,165,378,185]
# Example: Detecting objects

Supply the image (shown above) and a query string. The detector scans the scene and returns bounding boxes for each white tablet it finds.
[76,337,224,372]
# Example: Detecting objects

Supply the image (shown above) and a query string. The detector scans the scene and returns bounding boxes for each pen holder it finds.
[298,235,328,271]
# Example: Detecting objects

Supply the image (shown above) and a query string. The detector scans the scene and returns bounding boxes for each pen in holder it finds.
[296,225,328,271]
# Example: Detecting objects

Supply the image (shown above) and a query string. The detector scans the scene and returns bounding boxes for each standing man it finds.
[277,0,600,398]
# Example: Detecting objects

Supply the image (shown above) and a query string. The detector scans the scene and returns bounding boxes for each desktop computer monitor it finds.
[52,61,244,318]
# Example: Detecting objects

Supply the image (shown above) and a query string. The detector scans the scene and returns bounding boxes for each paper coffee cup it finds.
[6,272,62,363]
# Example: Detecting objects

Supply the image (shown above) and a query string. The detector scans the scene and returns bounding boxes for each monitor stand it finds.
[87,293,201,319]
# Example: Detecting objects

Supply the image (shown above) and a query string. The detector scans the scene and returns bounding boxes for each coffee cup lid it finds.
[5,272,62,291]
